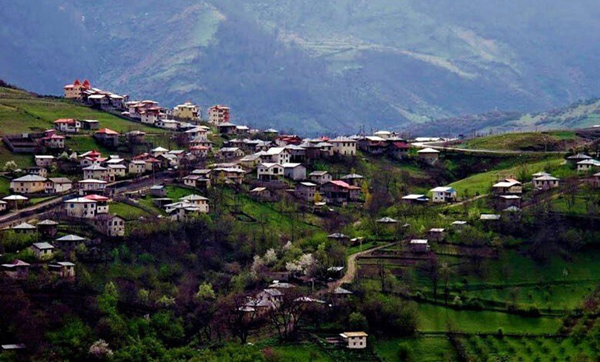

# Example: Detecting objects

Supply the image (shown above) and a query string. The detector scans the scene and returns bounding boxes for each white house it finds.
[263,147,291,164]
[257,163,284,180]
[430,186,457,203]
[410,239,430,253]
[128,161,147,175]
[417,148,440,164]
[31,242,54,260]
[295,182,318,201]
[53,118,81,133]
[78,179,107,195]
[340,332,368,349]
[577,159,600,173]
[10,175,47,194]
[64,195,109,218]
[282,163,307,181]
[533,174,560,190]
[83,164,111,182]
[35,155,55,167]
[180,194,210,213]
[47,177,73,193]
[156,119,180,130]
[309,171,332,185]
[330,138,357,156]
[108,164,127,178]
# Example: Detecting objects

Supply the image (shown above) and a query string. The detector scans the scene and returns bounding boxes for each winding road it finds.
[329,240,399,290]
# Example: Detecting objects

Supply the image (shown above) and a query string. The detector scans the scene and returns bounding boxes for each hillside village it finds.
[1,79,600,360]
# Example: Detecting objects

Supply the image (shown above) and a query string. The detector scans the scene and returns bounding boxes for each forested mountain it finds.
[1,0,599,133]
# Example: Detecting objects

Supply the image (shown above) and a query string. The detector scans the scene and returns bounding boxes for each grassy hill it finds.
[462,131,581,152]
[0,85,165,167]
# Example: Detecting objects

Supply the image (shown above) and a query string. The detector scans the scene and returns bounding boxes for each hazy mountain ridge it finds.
[1,0,599,133]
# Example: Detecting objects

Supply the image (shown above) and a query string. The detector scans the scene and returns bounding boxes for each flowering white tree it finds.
[263,248,278,266]
[89,339,113,358]
[250,255,267,281]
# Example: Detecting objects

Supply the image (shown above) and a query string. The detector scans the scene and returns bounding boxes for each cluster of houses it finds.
[63,79,129,109]
[0,219,94,281]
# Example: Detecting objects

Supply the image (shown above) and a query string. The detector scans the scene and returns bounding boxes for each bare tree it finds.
[216,293,263,344]
[266,288,310,341]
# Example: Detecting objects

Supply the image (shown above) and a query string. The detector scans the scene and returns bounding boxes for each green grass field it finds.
[266,343,332,362]
[0,86,169,167]
[464,131,579,152]
[449,157,565,196]
[0,87,160,134]
[110,202,152,220]
[418,304,562,334]
[0,176,10,196]
[459,335,599,361]
[375,336,457,361]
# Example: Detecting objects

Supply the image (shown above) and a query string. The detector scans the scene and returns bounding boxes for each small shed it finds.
[428,228,446,242]
[31,242,55,260]
[340,331,368,349]
[150,185,167,197]
[409,239,430,253]
[37,219,59,238]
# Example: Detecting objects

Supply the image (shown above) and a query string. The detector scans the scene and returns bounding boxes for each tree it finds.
[439,263,453,305]
[215,293,262,345]
[348,312,369,331]
[196,282,216,301]
[3,160,17,172]
[266,288,309,341]
[89,339,113,359]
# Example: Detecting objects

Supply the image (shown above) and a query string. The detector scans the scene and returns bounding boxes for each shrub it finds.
[397,342,414,362]
[496,328,504,339]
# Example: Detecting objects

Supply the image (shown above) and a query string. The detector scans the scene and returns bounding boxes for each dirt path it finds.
[329,241,398,290]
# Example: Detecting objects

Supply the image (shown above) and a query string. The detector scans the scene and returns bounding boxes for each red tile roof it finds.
[393,142,410,149]
[329,180,361,190]
[96,128,120,135]
[83,194,109,201]
[54,118,77,124]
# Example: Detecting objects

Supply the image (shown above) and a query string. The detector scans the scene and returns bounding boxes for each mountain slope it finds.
[409,98,600,136]
[1,1,599,133]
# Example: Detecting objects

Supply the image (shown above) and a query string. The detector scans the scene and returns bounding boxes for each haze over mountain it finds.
[1,0,599,133]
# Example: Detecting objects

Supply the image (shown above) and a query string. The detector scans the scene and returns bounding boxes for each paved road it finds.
[329,240,398,290]
[0,172,174,228]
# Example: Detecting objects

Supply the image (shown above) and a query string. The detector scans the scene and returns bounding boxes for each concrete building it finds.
[47,177,73,193]
[94,128,120,148]
[10,175,47,194]
[492,179,523,195]
[83,164,111,182]
[2,260,30,279]
[282,163,307,181]
[63,79,91,99]
[417,148,440,164]
[533,175,560,190]
[295,182,318,201]
[78,179,107,195]
[49,262,76,279]
[257,163,284,180]
[309,171,333,185]
[340,332,368,349]
[330,138,357,156]
[430,186,457,203]
[31,242,55,260]
[207,105,230,124]
[53,118,81,133]
[173,102,200,120]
